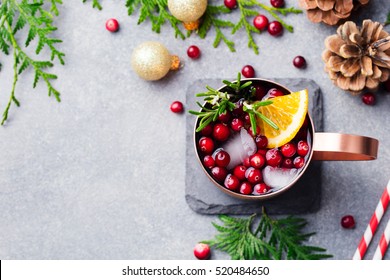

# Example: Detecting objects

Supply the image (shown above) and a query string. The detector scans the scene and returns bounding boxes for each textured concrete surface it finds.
[0,0,390,260]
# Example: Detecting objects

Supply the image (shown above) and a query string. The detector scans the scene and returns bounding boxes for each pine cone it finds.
[322,20,390,94]
[299,0,370,25]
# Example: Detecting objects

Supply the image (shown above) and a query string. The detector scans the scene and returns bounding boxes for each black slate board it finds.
[185,78,324,215]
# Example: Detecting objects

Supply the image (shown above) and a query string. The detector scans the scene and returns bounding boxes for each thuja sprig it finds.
[82,0,102,11]
[385,10,390,26]
[0,0,64,125]
[203,211,332,260]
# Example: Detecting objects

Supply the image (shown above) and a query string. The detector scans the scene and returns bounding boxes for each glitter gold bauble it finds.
[131,41,180,81]
[167,0,207,31]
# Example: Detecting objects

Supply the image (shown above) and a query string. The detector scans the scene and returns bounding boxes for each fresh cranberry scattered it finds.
[270,0,285,8]
[362,92,375,105]
[243,157,251,167]
[254,85,267,100]
[239,181,253,195]
[233,165,247,180]
[199,137,214,154]
[170,101,184,113]
[281,158,294,168]
[106,18,119,32]
[211,166,228,183]
[341,215,355,229]
[203,155,215,169]
[293,156,305,169]
[200,123,213,136]
[253,183,270,195]
[224,0,237,9]
[187,45,201,59]
[253,14,269,31]
[241,65,255,78]
[194,243,211,260]
[245,167,262,184]
[266,149,282,167]
[257,149,267,156]
[293,56,306,69]
[281,142,296,158]
[231,118,244,132]
[255,135,268,149]
[297,140,309,157]
[268,21,283,36]
[218,111,231,123]
[213,123,230,142]
[243,113,251,125]
[214,150,231,168]
[250,153,266,169]
[224,174,240,191]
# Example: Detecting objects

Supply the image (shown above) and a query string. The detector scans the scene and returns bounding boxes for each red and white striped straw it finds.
[372,218,390,259]
[352,180,390,260]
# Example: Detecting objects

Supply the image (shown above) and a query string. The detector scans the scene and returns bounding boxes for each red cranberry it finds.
[211,166,228,183]
[253,15,269,31]
[362,92,375,105]
[266,149,282,167]
[232,98,245,116]
[254,85,267,100]
[243,113,251,125]
[270,0,285,8]
[106,18,119,32]
[281,142,296,158]
[257,149,267,156]
[250,153,266,169]
[214,150,231,168]
[231,118,244,132]
[243,157,251,167]
[213,123,230,142]
[245,167,262,184]
[170,101,183,113]
[199,137,214,154]
[385,79,390,92]
[233,165,247,180]
[241,65,255,78]
[248,126,261,137]
[268,21,283,36]
[239,181,253,195]
[194,243,210,260]
[203,155,215,169]
[218,110,231,123]
[297,140,310,157]
[293,156,305,169]
[224,174,240,191]
[341,215,355,229]
[224,0,237,9]
[200,123,213,136]
[281,158,294,168]
[255,135,268,149]
[187,45,201,59]
[253,183,270,195]
[293,56,306,69]
[267,88,284,98]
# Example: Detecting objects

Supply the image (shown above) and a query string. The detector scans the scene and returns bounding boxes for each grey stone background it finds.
[0,0,389,260]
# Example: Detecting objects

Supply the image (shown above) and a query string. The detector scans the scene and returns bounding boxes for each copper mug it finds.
[194,78,379,200]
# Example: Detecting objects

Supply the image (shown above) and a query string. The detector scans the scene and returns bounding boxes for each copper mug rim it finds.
[193,78,379,200]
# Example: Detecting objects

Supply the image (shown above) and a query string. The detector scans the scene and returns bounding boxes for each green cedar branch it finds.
[0,0,64,125]
[203,211,332,260]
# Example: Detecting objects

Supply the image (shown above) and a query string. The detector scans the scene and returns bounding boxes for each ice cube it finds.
[262,166,300,190]
[222,128,257,170]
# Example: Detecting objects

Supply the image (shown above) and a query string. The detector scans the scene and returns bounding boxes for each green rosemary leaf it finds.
[386,10,390,25]
[255,111,279,130]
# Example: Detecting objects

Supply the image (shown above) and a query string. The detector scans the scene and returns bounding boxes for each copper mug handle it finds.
[312,133,379,161]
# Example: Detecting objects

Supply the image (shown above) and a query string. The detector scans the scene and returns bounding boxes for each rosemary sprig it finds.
[0,0,64,125]
[189,74,278,134]
[203,211,332,260]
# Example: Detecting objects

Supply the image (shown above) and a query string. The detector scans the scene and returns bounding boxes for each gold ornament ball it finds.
[167,0,207,22]
[131,41,172,81]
